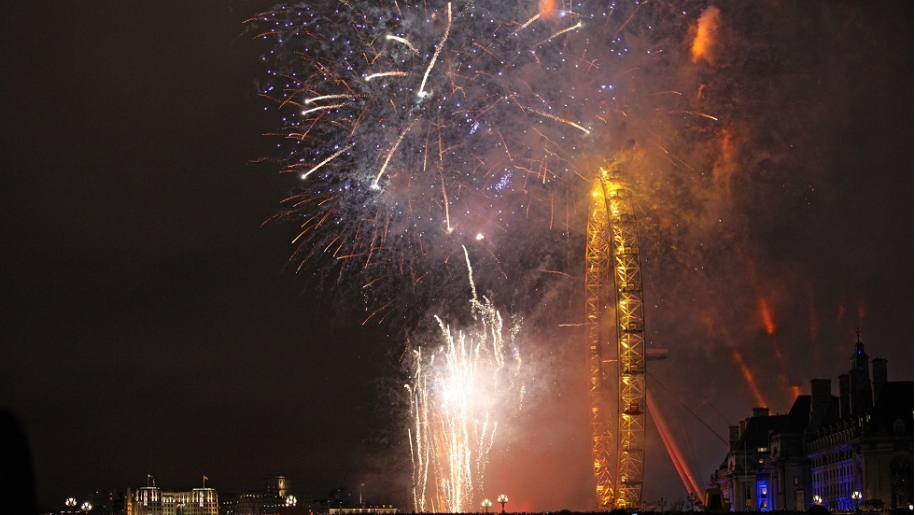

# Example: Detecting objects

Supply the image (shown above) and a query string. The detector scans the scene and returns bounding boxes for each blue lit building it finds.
[718,405,808,511]
[806,341,912,512]
[712,336,912,511]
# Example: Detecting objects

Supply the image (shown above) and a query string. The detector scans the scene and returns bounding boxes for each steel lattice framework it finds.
[585,162,647,510]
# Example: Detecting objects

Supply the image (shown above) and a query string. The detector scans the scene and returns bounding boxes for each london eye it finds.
[585,159,647,510]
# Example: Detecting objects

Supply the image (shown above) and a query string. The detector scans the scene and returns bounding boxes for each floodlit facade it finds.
[712,336,913,512]
[128,486,218,515]
[132,486,163,515]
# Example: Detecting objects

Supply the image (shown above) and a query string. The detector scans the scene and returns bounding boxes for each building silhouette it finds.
[712,334,912,511]
[234,475,297,515]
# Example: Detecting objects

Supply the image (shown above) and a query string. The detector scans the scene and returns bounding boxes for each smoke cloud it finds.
[254,0,911,510]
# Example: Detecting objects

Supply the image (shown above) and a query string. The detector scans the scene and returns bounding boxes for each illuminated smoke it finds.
[700,313,769,408]
[250,0,907,509]
[758,297,776,336]
[711,127,739,203]
[538,0,558,20]
[690,6,720,64]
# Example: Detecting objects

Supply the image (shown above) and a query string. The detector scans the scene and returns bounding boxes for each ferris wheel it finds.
[585,160,647,510]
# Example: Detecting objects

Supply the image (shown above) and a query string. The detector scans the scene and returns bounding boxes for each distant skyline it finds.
[2,0,910,513]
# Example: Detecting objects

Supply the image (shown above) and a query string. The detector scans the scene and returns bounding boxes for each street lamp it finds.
[497,494,508,514]
[813,495,822,506]
[81,501,92,514]
[482,499,492,513]
[852,491,862,512]
[65,498,77,509]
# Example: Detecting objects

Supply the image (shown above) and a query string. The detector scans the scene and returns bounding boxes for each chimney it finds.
[811,379,832,409]
[729,425,741,452]
[839,374,850,419]
[872,357,888,401]
[810,379,833,428]
[752,407,770,418]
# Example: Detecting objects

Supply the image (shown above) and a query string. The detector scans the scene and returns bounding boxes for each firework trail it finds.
[405,248,523,512]
[249,0,723,506]
[248,0,711,326]
[249,0,904,509]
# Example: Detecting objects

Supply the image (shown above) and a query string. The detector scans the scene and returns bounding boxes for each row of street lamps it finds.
[67,493,506,514]
[481,494,509,514]
[65,497,92,513]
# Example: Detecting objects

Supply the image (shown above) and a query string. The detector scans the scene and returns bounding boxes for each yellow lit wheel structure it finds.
[585,161,646,510]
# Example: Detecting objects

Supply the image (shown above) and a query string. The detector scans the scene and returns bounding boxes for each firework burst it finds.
[405,249,524,512]
[249,0,715,326]
[247,0,909,510]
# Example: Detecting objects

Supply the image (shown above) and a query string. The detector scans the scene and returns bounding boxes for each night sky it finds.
[1,1,911,513]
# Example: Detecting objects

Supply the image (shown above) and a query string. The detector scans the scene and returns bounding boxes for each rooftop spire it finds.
[851,329,868,374]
